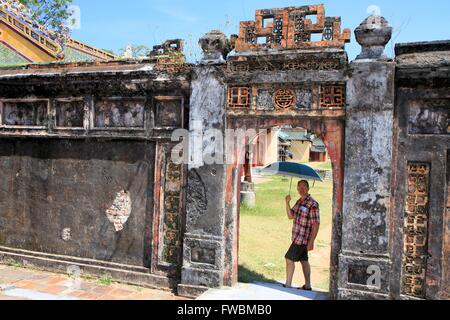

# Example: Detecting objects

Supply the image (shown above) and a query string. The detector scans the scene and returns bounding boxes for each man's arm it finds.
[307,205,321,251]
[285,196,294,220]
[307,223,320,251]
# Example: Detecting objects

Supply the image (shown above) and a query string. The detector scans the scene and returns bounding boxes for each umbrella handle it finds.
[289,177,293,196]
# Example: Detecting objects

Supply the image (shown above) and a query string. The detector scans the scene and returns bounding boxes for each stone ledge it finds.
[0,249,176,291]
[177,284,209,299]
[337,288,390,300]
[395,40,450,56]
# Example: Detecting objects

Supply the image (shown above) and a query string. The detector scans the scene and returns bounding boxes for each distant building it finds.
[251,127,328,167]
[0,0,117,65]
[278,128,328,163]
[252,128,279,167]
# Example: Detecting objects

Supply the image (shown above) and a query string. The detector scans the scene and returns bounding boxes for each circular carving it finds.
[274,89,296,109]
[231,63,250,72]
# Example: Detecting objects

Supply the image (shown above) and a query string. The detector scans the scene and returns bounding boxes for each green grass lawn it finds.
[306,161,333,171]
[239,172,333,291]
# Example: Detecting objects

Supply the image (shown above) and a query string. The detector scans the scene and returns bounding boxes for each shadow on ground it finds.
[238,265,278,284]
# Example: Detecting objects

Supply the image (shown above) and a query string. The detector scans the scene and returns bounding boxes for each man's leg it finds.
[285,259,295,288]
[300,261,312,289]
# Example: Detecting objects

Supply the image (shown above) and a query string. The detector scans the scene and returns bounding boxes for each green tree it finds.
[19,0,74,31]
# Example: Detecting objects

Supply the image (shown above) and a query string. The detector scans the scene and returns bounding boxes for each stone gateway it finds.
[0,3,448,300]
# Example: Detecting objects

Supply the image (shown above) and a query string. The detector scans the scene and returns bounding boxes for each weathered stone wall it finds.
[337,13,396,300]
[0,7,448,301]
[178,63,228,298]
[0,60,191,290]
[391,41,450,300]
[339,59,395,299]
[0,138,154,267]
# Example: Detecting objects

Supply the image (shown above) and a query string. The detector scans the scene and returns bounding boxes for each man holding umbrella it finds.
[284,180,320,290]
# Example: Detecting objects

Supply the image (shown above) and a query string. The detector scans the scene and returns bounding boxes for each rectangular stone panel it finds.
[295,89,312,109]
[1,100,47,127]
[0,138,155,268]
[55,99,84,128]
[191,247,216,265]
[183,236,222,270]
[94,98,145,128]
[154,97,184,129]
[408,100,449,135]
[255,87,312,111]
[256,89,274,111]
[348,264,372,286]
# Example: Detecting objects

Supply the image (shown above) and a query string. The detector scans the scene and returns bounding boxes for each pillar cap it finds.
[355,15,393,60]
[199,30,232,64]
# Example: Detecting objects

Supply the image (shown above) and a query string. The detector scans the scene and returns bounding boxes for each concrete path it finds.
[0,264,188,301]
[198,282,329,300]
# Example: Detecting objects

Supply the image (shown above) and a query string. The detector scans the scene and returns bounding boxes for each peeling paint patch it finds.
[106,190,131,232]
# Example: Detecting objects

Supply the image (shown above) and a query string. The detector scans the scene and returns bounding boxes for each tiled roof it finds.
[279,130,327,153]
[278,130,309,141]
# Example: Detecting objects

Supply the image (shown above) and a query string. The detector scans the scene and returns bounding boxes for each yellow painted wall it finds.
[254,128,279,167]
[263,128,279,166]
[290,140,311,163]
[0,24,55,62]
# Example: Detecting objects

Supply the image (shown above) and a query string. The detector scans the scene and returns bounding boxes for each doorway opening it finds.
[227,119,344,297]
[238,126,333,291]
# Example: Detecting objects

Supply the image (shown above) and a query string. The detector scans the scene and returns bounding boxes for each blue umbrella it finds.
[261,162,324,195]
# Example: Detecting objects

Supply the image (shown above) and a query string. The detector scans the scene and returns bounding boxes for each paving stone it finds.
[46,276,67,285]
[109,288,134,297]
[0,265,189,300]
[92,286,115,295]
[65,290,87,298]
[42,285,67,295]
[14,280,41,290]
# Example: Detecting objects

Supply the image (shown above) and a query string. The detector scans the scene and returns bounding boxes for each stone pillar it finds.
[339,15,395,299]
[241,148,256,207]
[177,31,229,298]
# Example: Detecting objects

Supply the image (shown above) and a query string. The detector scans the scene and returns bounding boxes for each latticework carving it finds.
[228,58,342,73]
[228,87,251,108]
[161,160,183,265]
[273,17,283,45]
[235,4,351,52]
[401,163,430,298]
[323,18,334,41]
[274,89,296,110]
[245,27,256,45]
[320,85,346,108]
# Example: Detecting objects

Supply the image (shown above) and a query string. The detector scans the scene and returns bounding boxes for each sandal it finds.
[282,284,292,288]
[299,285,312,291]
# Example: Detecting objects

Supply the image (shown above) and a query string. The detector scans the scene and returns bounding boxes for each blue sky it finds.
[70,0,450,62]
